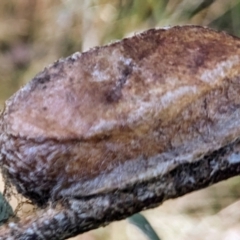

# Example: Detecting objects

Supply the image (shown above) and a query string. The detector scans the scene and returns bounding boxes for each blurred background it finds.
[1,0,240,239]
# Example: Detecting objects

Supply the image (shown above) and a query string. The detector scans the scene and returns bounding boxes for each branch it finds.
[1,25,240,239]
[1,139,240,239]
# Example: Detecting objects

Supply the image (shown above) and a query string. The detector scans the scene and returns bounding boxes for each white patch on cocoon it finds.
[228,152,240,164]
[91,54,133,82]
[127,85,197,124]
[87,119,117,136]
[160,85,197,108]
[8,222,17,228]
[119,56,132,65]
[92,68,107,81]
[25,228,35,235]
[155,25,173,30]
[200,56,239,84]
[54,213,66,221]
[70,52,81,61]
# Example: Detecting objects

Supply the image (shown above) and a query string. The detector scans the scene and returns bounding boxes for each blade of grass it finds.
[188,0,216,19]
[128,213,161,240]
[0,192,13,226]
[209,0,240,36]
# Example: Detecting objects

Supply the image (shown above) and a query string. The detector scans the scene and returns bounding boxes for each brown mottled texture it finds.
[1,25,240,239]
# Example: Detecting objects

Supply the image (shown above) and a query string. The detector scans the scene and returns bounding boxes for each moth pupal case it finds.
[1,25,240,206]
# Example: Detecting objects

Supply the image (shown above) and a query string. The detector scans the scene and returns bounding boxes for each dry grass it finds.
[0,1,240,239]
